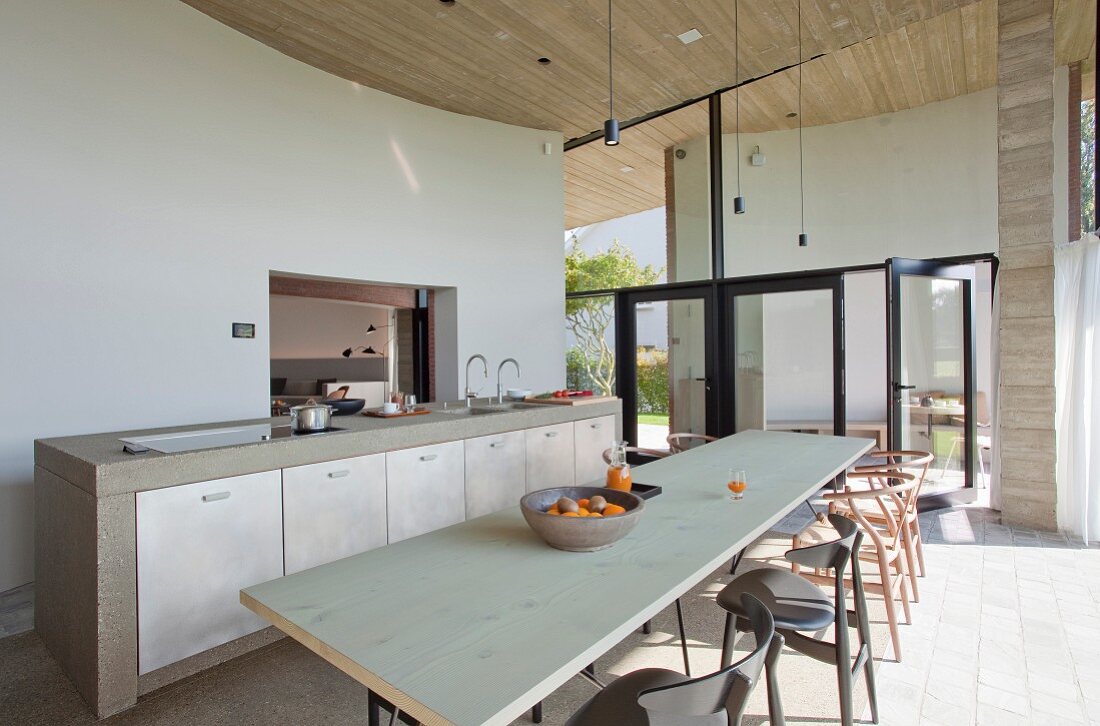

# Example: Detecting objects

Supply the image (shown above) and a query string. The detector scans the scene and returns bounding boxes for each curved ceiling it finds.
[183,0,1093,228]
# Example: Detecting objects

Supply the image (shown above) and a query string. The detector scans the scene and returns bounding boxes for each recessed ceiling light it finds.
[620,165,635,173]
[786,112,798,118]
[677,28,703,45]
[439,0,455,5]
[537,57,551,64]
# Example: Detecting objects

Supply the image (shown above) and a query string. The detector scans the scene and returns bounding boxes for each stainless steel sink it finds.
[477,402,543,411]
[435,407,501,416]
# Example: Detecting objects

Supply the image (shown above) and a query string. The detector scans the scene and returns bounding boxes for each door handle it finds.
[893,383,916,391]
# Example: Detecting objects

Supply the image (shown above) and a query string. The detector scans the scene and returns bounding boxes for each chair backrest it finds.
[783,513,864,618]
[636,594,774,725]
[600,446,670,465]
[833,472,919,552]
[853,451,932,516]
[667,433,718,454]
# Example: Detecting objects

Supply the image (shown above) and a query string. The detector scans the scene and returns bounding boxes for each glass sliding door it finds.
[617,287,715,449]
[723,277,845,439]
[887,258,976,504]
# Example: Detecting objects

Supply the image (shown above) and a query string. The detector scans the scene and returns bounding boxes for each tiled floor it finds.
[869,506,1100,726]
[2,503,1097,725]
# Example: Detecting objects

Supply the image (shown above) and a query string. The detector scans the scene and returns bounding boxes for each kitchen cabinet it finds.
[282,454,387,575]
[136,471,283,675]
[524,422,575,492]
[574,415,617,485]
[386,441,465,543]
[464,431,526,518]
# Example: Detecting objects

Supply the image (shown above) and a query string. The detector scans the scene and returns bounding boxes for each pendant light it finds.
[733,0,746,214]
[796,0,808,246]
[603,0,619,145]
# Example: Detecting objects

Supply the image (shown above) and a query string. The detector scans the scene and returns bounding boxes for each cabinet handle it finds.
[490,441,505,448]
[202,492,231,503]
[545,431,558,438]
[590,423,602,429]
[327,470,351,479]
[419,454,438,462]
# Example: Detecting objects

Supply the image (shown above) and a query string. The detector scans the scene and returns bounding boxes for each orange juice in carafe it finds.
[606,441,632,492]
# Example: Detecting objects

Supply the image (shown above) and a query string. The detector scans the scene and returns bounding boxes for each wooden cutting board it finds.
[363,408,432,418]
[523,395,618,406]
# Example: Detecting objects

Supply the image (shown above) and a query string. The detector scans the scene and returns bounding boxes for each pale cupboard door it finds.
[464,431,526,518]
[574,415,618,485]
[386,441,465,543]
[282,454,387,575]
[136,471,283,675]
[524,422,575,492]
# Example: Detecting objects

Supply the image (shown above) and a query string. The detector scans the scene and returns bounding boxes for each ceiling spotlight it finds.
[439,0,455,5]
[537,57,551,64]
[677,28,703,45]
[603,0,619,146]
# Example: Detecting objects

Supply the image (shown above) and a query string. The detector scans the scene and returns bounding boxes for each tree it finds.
[565,236,663,395]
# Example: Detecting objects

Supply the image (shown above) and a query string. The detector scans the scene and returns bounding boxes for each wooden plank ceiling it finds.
[183,0,1094,228]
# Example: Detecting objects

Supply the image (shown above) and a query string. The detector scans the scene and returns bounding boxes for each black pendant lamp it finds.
[733,0,745,214]
[796,0,808,246]
[603,0,619,145]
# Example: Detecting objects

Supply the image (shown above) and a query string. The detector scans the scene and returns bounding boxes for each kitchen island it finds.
[33,399,621,718]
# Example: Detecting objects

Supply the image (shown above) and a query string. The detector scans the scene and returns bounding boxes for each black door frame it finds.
[717,274,846,438]
[886,258,977,508]
[616,284,719,448]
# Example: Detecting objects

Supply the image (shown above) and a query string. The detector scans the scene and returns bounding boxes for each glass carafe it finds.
[605,441,632,492]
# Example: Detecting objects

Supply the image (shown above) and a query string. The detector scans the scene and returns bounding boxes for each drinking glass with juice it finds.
[728,469,747,500]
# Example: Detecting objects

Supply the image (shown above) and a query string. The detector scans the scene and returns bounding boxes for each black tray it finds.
[631,483,663,499]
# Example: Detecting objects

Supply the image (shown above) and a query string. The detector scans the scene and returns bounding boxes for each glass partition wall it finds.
[563,1,999,505]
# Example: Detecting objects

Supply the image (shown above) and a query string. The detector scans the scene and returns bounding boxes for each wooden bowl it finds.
[520,486,644,552]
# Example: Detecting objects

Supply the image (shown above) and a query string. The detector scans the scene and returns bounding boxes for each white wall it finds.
[269,296,391,360]
[721,88,1000,275]
[0,0,563,590]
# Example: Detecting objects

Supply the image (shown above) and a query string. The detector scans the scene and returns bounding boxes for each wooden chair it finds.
[601,446,670,464]
[566,594,776,726]
[848,451,933,595]
[717,514,877,726]
[667,433,718,453]
[793,472,919,661]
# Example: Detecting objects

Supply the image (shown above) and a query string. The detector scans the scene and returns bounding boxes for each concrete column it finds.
[996,0,1058,529]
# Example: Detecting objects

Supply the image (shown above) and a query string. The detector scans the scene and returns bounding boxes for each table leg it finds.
[728,549,745,575]
[531,702,543,723]
[369,691,381,726]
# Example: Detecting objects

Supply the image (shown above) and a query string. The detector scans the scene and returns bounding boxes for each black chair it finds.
[566,594,776,726]
[715,513,876,726]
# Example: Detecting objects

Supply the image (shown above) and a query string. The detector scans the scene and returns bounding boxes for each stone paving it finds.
[868,505,1100,726]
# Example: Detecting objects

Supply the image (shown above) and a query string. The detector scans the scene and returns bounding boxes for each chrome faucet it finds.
[496,358,520,404]
[465,354,488,407]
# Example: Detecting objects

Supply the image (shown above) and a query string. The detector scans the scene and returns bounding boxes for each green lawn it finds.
[637,413,669,426]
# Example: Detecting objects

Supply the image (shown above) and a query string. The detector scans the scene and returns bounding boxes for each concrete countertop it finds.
[34,399,622,499]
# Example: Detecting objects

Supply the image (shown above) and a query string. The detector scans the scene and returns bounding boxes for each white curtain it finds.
[989,276,1002,510]
[1055,232,1100,542]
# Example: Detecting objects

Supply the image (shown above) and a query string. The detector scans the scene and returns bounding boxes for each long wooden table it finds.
[241,430,874,725]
